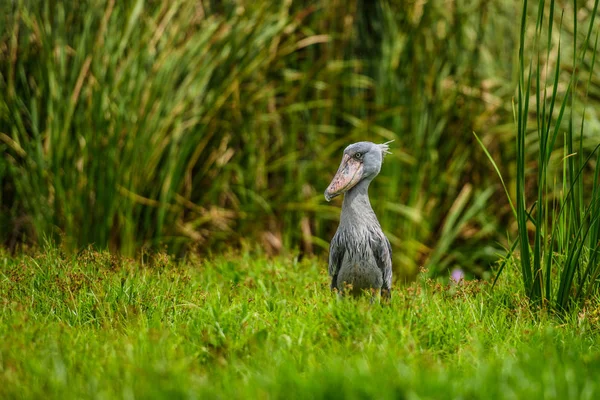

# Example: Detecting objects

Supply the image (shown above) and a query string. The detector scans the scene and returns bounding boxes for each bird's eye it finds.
[354,152,363,160]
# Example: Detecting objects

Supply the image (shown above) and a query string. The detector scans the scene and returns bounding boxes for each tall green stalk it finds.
[511,0,600,309]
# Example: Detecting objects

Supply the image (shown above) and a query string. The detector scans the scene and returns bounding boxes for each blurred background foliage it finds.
[1,0,599,279]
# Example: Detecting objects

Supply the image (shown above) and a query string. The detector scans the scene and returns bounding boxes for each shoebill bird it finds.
[324,141,393,299]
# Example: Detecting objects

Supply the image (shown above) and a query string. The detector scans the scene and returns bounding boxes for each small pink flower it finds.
[450,268,465,283]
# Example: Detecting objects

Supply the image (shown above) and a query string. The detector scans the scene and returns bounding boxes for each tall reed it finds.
[3,0,598,282]
[484,0,600,309]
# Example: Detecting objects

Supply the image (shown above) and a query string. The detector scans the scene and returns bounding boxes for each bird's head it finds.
[324,141,392,202]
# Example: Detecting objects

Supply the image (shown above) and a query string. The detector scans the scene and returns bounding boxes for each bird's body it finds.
[325,142,392,298]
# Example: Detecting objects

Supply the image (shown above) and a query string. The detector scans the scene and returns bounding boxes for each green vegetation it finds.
[476,0,600,310]
[1,248,600,399]
[2,1,600,396]
[4,0,597,279]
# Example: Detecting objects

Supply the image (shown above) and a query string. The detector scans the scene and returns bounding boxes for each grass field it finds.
[2,4,600,396]
[2,247,600,399]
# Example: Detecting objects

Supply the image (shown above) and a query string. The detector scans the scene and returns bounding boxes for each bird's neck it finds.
[341,179,377,225]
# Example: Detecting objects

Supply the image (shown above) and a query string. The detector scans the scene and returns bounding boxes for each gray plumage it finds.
[324,141,392,298]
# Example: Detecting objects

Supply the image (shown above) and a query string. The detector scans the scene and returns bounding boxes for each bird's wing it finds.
[374,234,392,290]
[328,231,345,289]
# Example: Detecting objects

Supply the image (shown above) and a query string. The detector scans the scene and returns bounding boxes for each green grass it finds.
[2,2,600,393]
[2,247,600,399]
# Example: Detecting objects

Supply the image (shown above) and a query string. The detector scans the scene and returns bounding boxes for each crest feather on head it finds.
[378,140,393,159]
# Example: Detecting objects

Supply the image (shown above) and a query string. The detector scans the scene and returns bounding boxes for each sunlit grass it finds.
[1,247,600,398]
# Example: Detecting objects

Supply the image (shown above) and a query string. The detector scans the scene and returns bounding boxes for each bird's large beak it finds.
[324,154,363,201]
